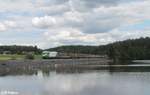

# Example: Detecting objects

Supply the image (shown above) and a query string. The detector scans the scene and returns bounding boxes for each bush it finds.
[25,53,35,60]
[11,56,17,60]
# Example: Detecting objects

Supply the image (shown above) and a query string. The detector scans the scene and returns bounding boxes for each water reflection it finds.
[0,71,150,95]
[1,65,150,76]
[1,61,150,95]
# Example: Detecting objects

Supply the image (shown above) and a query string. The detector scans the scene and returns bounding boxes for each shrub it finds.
[11,56,17,60]
[25,53,35,60]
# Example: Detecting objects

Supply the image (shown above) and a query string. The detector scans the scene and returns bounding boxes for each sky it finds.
[0,0,149,49]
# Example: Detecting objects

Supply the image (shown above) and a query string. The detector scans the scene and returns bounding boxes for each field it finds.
[0,54,42,61]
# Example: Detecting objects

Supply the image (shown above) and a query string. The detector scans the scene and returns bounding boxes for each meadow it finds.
[0,54,42,61]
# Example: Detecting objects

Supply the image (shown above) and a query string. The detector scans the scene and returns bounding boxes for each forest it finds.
[48,45,107,55]
[48,37,150,60]
[0,45,41,54]
[107,37,150,60]
[0,37,150,60]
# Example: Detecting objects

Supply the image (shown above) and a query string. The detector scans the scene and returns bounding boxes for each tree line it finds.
[47,45,107,55]
[1,37,149,60]
[0,45,41,54]
[107,37,150,60]
[48,37,150,60]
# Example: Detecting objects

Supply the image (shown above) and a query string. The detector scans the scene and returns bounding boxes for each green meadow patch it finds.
[0,54,42,61]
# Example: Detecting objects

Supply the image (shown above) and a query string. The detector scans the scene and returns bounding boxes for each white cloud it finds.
[0,0,150,48]
[36,1,70,15]
[30,0,150,48]
[4,21,17,28]
[32,0,150,33]
[41,27,150,48]
[0,0,34,12]
[0,23,7,31]
[0,21,17,32]
[32,16,57,28]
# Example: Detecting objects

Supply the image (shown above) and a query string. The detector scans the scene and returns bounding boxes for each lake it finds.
[0,67,150,95]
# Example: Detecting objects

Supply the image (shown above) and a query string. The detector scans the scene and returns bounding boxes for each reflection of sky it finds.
[0,72,150,95]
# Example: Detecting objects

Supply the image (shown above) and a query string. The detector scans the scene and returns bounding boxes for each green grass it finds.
[0,54,42,61]
[34,54,42,59]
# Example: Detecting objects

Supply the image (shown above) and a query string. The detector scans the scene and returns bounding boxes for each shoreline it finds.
[0,58,150,76]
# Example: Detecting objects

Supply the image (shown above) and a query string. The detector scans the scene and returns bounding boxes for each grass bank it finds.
[0,54,42,61]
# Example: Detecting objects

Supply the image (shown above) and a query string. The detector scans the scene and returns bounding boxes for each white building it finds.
[42,51,58,58]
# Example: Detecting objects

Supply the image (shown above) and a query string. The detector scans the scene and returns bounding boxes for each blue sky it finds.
[0,0,149,49]
[122,20,150,31]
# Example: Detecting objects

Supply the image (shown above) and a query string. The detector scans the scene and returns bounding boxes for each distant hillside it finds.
[107,37,150,60]
[47,45,107,55]
[47,37,150,60]
[0,45,41,54]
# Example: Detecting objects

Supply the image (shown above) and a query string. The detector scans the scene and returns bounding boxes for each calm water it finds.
[0,70,150,95]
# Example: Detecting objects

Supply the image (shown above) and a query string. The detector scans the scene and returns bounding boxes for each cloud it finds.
[80,0,150,33]
[0,0,34,12]
[41,27,150,48]
[42,27,99,48]
[0,0,149,48]
[0,21,16,32]
[68,0,145,12]
[32,11,83,29]
[32,0,150,33]
[30,0,150,48]
[32,16,57,28]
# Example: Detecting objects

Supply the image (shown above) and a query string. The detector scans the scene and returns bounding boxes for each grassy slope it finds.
[0,54,42,61]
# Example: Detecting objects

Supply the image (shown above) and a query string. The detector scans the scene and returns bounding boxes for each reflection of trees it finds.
[0,65,54,76]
